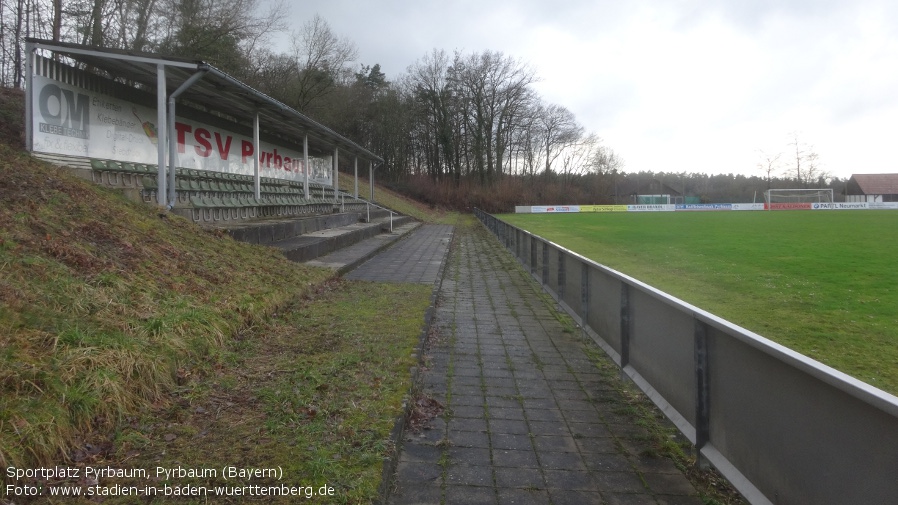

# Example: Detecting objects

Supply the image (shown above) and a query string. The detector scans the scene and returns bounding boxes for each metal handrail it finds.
[335,189,396,232]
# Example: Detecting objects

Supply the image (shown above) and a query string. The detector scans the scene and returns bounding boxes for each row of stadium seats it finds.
[139,174,311,196]
[89,158,338,196]
[87,158,366,223]
[190,194,327,208]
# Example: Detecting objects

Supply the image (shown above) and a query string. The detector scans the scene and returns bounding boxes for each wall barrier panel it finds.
[546,246,561,297]
[628,288,697,430]
[586,270,623,358]
[561,252,582,321]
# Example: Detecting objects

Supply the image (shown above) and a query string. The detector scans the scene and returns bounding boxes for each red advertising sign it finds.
[765,203,813,210]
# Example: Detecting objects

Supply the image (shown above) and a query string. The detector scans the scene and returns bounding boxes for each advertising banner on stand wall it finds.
[31,75,332,185]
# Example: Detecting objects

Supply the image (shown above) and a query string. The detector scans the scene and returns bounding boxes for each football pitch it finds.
[500,210,898,395]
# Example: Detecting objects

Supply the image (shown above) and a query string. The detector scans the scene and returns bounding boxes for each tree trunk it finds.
[52,0,62,42]
[91,0,104,47]
[12,0,24,88]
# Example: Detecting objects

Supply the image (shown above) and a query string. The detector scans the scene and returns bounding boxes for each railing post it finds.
[695,319,711,469]
[542,242,548,286]
[558,252,566,300]
[581,261,590,329]
[620,283,631,369]
[530,237,537,276]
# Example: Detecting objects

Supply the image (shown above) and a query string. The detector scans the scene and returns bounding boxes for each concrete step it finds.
[269,215,416,263]
[222,212,364,245]
[305,221,422,274]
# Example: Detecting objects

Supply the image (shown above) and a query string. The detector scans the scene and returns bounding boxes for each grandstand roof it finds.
[847,174,898,196]
[24,38,382,164]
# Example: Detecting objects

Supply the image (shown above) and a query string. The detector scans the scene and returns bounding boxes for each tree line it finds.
[2,2,837,210]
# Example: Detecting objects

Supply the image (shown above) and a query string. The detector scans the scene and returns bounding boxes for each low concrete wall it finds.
[224,212,361,245]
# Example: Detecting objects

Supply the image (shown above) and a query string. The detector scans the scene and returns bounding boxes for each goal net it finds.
[764,188,834,207]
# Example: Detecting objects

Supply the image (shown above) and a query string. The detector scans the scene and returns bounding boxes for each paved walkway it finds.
[349,222,703,505]
[306,221,421,272]
[346,224,453,284]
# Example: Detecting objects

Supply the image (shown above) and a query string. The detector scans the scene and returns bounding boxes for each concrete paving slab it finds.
[345,224,453,284]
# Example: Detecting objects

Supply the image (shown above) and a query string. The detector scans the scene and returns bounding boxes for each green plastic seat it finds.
[141,175,158,190]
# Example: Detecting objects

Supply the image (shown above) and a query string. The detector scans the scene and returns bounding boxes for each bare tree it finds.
[1,0,56,86]
[591,143,623,174]
[785,131,830,187]
[756,149,781,189]
[452,50,535,183]
[120,0,162,51]
[536,102,583,176]
[286,14,357,112]
[802,149,831,186]
[407,49,456,180]
[121,0,284,80]
[557,132,598,186]
[787,131,806,186]
[490,55,535,180]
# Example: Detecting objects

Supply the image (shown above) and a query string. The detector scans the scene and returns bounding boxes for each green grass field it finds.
[501,211,898,395]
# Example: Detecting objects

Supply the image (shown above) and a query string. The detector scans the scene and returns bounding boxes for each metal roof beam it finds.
[30,41,198,69]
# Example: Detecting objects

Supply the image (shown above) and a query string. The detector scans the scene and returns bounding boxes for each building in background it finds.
[845,174,898,203]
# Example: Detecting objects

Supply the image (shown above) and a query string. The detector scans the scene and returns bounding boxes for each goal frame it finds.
[764,188,834,207]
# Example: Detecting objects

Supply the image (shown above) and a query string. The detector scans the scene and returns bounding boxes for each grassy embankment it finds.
[502,211,898,394]
[0,87,439,503]
[337,175,458,224]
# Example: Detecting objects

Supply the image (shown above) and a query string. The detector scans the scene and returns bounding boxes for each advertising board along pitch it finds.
[515,202,897,213]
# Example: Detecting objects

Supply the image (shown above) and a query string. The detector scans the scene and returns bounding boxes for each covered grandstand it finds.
[23,38,382,221]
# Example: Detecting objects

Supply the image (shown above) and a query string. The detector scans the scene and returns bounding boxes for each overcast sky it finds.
[275,0,898,179]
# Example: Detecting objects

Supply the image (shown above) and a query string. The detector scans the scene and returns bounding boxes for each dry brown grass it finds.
[383,174,601,213]
[0,138,332,478]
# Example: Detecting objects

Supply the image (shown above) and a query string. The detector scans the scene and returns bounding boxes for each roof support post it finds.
[25,41,35,151]
[253,112,261,200]
[369,161,375,202]
[354,157,359,199]
[333,147,339,203]
[167,69,207,208]
[303,134,310,200]
[156,64,167,207]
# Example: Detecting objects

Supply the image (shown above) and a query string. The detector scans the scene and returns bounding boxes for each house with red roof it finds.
[845,174,898,203]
